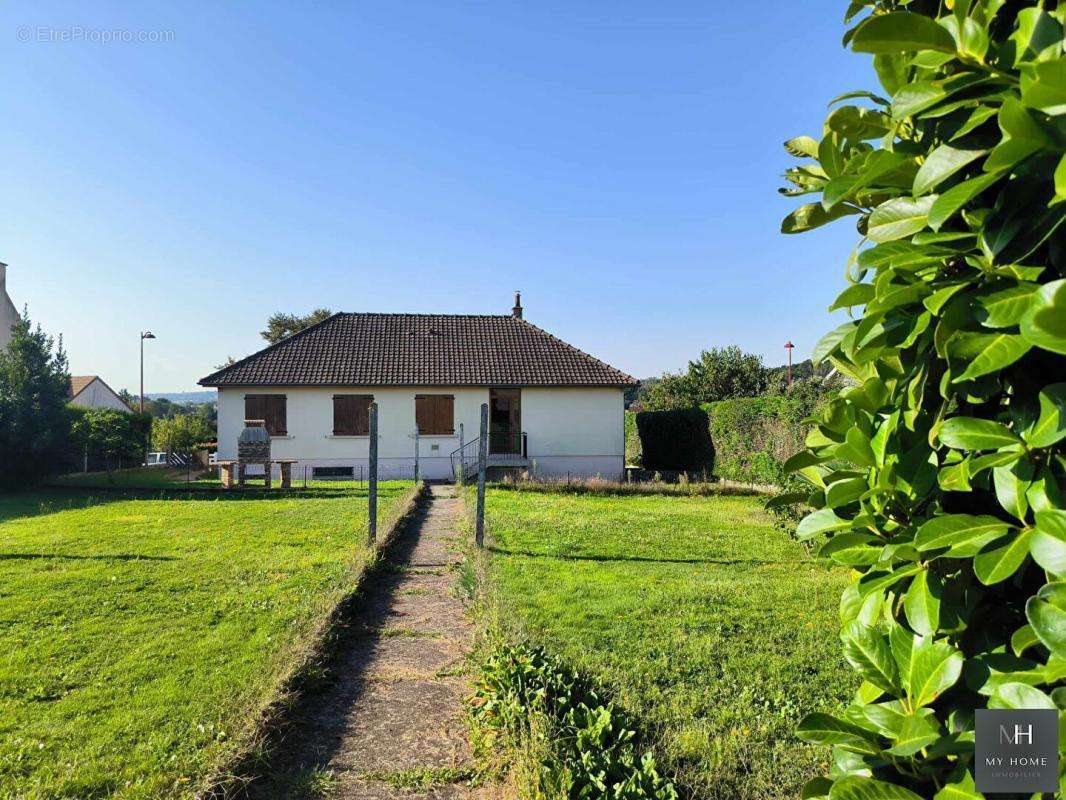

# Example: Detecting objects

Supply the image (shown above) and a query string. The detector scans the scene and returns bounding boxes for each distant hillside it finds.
[146,391,216,404]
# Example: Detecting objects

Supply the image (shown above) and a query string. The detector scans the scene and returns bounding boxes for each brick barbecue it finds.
[237,419,272,488]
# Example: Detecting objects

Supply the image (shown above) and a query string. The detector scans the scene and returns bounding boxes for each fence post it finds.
[457,422,464,485]
[475,402,488,547]
[414,431,420,483]
[369,402,378,544]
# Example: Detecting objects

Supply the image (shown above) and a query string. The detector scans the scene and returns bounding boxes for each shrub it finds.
[470,642,676,800]
[780,3,1066,797]
[633,408,713,472]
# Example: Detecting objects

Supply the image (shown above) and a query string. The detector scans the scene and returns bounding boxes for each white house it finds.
[0,263,19,350]
[200,296,637,480]
[69,376,132,412]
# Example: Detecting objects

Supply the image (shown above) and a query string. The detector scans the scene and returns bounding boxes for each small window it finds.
[245,394,287,436]
[415,394,454,435]
[333,395,373,436]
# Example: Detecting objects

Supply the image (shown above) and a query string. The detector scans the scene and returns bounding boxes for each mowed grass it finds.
[0,483,411,799]
[478,488,855,800]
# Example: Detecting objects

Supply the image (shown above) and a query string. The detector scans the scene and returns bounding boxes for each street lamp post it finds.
[784,341,795,388]
[140,331,156,413]
[140,332,156,465]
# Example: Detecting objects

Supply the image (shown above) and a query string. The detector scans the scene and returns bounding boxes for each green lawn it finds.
[476,487,855,800]
[51,467,218,488]
[0,483,412,799]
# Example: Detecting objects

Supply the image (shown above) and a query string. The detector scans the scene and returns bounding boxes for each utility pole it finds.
[784,341,795,388]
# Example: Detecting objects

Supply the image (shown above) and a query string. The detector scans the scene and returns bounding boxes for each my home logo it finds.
[976,709,1058,793]
[1000,722,1033,746]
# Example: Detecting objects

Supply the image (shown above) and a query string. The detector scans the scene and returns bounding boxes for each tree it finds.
[780,3,1066,798]
[70,407,148,474]
[260,308,333,344]
[0,310,72,488]
[152,413,213,454]
[644,346,769,410]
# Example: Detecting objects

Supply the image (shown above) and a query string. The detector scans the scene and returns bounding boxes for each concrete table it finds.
[275,460,299,489]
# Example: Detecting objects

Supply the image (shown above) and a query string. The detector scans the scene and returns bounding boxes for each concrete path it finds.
[250,485,482,799]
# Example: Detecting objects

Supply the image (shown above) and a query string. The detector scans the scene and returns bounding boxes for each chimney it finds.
[512,291,523,319]
[0,263,6,293]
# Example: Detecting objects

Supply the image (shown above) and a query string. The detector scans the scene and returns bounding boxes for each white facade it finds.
[70,377,131,412]
[216,385,625,480]
[0,263,18,351]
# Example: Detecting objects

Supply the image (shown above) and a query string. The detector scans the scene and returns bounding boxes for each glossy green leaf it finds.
[785,136,820,158]
[829,777,923,800]
[825,477,869,509]
[989,681,1056,710]
[927,171,1003,230]
[885,712,939,756]
[909,638,963,707]
[992,461,1032,523]
[830,284,876,311]
[821,533,883,567]
[782,202,860,234]
[843,622,899,693]
[975,283,1038,328]
[797,508,852,541]
[1011,624,1040,657]
[913,144,985,196]
[974,529,1034,585]
[812,321,857,364]
[1020,280,1066,355]
[1032,510,1066,575]
[985,98,1051,173]
[948,331,1031,382]
[1021,58,1066,115]
[938,417,1022,450]
[797,713,881,755]
[1026,582,1066,657]
[933,770,981,800]
[867,196,936,242]
[903,570,942,636]
[851,12,956,55]
[915,514,1012,555]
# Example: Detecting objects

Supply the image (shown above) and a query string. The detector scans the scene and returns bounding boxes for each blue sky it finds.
[0,1,872,392]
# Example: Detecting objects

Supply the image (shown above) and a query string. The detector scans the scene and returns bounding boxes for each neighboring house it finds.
[69,376,132,412]
[0,263,19,351]
[200,296,637,480]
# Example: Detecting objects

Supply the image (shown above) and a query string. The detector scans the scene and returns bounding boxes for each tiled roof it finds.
[199,313,637,388]
[68,375,97,399]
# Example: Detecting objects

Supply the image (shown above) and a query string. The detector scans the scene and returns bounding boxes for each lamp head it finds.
[142,331,156,340]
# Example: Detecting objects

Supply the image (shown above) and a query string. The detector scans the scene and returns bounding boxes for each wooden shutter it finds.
[245,394,287,436]
[333,395,372,435]
[415,395,454,435]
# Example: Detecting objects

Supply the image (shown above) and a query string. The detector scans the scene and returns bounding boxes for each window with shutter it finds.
[414,395,454,435]
[245,394,287,436]
[333,395,373,435]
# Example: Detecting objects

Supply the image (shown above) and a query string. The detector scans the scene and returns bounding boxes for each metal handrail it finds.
[449,431,528,481]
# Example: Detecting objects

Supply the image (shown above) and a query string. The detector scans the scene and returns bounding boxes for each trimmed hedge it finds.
[633,408,713,473]
[627,391,826,486]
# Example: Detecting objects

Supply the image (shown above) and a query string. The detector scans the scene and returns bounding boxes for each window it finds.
[245,394,287,436]
[333,394,373,436]
[415,394,454,435]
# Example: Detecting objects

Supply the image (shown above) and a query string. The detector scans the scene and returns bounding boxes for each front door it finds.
[489,388,521,454]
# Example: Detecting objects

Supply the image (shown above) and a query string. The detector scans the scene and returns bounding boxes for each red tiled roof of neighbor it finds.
[199,313,637,388]
[68,375,97,398]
